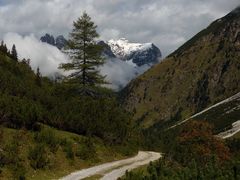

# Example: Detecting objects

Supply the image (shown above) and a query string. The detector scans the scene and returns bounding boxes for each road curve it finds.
[217,120,240,139]
[60,151,161,180]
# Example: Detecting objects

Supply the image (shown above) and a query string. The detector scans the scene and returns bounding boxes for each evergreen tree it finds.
[59,12,105,92]
[0,41,4,52]
[36,67,42,86]
[4,44,8,54]
[11,44,18,61]
[0,41,8,54]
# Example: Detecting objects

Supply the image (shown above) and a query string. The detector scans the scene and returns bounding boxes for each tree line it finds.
[0,41,18,61]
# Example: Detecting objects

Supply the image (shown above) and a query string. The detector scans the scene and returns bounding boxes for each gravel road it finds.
[60,151,161,180]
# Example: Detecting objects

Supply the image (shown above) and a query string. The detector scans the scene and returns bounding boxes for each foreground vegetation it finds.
[122,121,240,180]
[0,125,135,180]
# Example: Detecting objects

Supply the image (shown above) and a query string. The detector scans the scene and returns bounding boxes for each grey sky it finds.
[0,0,239,56]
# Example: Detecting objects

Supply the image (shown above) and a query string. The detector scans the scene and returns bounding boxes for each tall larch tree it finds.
[59,12,106,92]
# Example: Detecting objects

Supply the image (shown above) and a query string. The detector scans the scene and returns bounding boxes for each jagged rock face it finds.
[40,34,55,46]
[56,35,67,49]
[97,41,116,58]
[128,44,161,66]
[107,38,162,66]
[40,34,67,50]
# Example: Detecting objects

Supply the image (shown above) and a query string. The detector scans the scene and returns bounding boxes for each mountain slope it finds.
[122,7,240,129]
[168,92,240,133]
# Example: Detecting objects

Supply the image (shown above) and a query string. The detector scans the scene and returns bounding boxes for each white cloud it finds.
[100,58,150,90]
[3,33,68,76]
[3,33,147,90]
[0,0,239,56]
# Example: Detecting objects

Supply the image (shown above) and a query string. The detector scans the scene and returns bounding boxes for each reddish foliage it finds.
[177,121,230,165]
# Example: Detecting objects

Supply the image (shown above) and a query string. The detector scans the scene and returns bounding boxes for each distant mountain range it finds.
[40,35,162,67]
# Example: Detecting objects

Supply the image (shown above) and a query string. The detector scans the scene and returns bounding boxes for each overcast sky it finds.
[0,0,239,56]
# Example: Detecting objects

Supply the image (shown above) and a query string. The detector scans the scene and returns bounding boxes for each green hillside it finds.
[0,125,130,180]
[122,7,240,130]
[0,44,134,143]
[0,43,137,179]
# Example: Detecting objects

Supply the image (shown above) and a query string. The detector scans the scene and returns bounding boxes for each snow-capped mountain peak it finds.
[107,38,162,66]
[108,38,153,58]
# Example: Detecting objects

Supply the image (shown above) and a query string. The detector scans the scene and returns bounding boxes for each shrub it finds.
[0,127,4,167]
[63,141,74,160]
[174,121,230,165]
[11,162,26,180]
[28,144,49,169]
[4,133,21,165]
[0,126,3,142]
[34,128,59,152]
[76,138,96,160]
[0,95,44,130]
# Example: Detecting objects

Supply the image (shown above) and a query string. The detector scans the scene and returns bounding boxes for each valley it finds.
[0,2,240,180]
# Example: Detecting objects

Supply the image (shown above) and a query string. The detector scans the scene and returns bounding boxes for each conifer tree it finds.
[59,12,105,92]
[11,44,18,61]
[0,41,4,52]
[36,67,42,86]
[0,41,8,54]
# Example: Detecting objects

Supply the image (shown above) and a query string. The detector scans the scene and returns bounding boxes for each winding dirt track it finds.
[60,151,161,180]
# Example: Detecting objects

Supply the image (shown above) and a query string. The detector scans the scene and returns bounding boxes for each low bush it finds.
[63,141,74,160]
[4,134,21,165]
[0,127,4,168]
[75,138,96,160]
[28,144,49,169]
[34,128,59,152]
[11,162,26,180]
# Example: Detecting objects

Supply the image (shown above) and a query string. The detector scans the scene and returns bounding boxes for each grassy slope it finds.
[122,7,240,130]
[0,126,131,180]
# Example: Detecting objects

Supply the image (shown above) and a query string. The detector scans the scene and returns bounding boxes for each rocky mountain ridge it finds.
[40,35,162,67]
[40,33,67,49]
